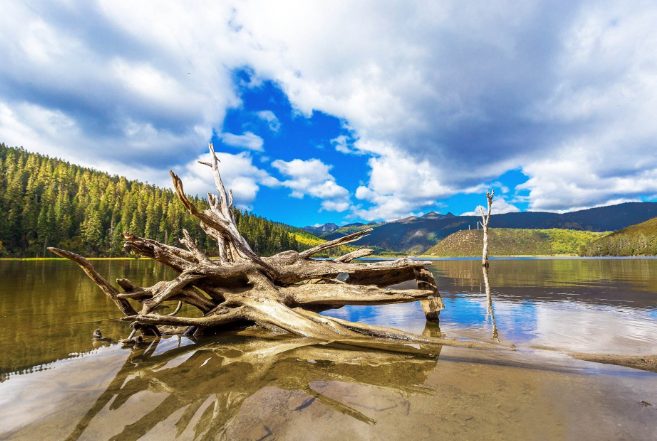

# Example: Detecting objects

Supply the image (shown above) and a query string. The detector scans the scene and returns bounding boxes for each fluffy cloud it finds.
[255,110,281,133]
[272,158,350,212]
[179,151,279,208]
[331,135,358,155]
[229,0,657,216]
[0,2,238,170]
[219,132,264,151]
[461,198,520,216]
[2,0,657,220]
[351,148,454,220]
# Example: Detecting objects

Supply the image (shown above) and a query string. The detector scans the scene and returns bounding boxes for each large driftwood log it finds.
[49,144,446,347]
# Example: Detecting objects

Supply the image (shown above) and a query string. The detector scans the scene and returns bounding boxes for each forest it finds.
[0,144,300,257]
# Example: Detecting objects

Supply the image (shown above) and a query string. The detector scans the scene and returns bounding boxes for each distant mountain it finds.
[426,228,607,257]
[420,211,456,220]
[579,216,657,256]
[302,223,339,236]
[322,203,657,253]
[302,221,379,239]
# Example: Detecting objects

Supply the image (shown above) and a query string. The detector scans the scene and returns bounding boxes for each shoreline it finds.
[367,255,657,260]
[0,257,139,261]
[3,255,657,261]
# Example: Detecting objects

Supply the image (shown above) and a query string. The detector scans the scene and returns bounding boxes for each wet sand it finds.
[1,336,656,441]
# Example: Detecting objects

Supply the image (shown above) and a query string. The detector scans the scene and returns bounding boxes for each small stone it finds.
[92,328,102,339]
[640,401,652,407]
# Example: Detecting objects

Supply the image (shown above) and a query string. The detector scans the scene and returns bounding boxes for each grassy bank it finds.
[425,228,607,257]
[580,217,657,256]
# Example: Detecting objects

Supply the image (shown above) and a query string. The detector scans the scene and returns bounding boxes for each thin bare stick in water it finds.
[478,190,494,267]
[483,266,499,342]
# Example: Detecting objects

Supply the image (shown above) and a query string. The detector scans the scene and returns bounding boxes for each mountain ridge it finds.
[314,203,657,253]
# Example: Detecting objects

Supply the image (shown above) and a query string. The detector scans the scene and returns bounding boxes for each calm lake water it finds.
[1,259,656,440]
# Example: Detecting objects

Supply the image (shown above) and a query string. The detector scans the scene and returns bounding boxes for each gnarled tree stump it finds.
[49,144,446,347]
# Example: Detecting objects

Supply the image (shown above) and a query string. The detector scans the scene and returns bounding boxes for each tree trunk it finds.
[48,144,461,349]
[479,190,494,267]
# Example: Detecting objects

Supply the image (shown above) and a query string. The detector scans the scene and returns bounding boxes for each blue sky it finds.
[213,72,533,225]
[1,1,657,227]
[213,72,372,226]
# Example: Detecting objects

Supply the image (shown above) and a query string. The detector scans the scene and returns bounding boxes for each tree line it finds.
[0,144,300,257]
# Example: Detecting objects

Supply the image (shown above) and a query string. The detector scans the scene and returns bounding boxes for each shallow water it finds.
[1,259,656,440]
[324,259,657,355]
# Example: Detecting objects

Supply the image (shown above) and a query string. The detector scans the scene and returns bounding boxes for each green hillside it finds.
[0,144,305,258]
[425,228,607,257]
[279,224,359,257]
[579,217,657,256]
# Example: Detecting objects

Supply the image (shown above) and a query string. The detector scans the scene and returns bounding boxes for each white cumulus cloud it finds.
[461,198,520,216]
[272,158,351,212]
[220,132,264,151]
[255,110,281,133]
[179,151,279,209]
[2,0,657,220]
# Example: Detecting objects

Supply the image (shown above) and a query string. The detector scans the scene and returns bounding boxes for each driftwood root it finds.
[50,144,447,348]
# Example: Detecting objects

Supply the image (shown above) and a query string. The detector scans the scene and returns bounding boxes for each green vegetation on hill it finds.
[0,144,303,257]
[579,217,657,256]
[289,230,326,248]
[425,228,607,257]
[279,224,357,257]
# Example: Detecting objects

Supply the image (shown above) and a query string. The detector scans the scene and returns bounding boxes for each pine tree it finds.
[0,143,305,257]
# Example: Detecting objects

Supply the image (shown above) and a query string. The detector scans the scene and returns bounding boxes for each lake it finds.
[1,259,656,440]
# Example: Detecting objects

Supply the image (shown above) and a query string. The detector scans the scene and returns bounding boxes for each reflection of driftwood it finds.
[66,336,441,440]
[49,144,446,347]
[483,266,499,342]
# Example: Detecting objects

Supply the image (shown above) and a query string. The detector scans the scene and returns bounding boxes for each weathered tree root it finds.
[49,143,449,348]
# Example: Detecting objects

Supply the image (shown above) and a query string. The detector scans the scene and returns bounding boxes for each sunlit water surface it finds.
[324,259,657,355]
[1,259,656,440]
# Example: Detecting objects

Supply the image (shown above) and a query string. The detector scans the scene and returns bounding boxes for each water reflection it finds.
[2,258,657,377]
[65,335,440,440]
[0,259,175,376]
[482,266,499,342]
[3,259,657,440]
[325,259,657,354]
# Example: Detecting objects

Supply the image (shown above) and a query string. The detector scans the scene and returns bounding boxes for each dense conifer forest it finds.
[0,144,300,257]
